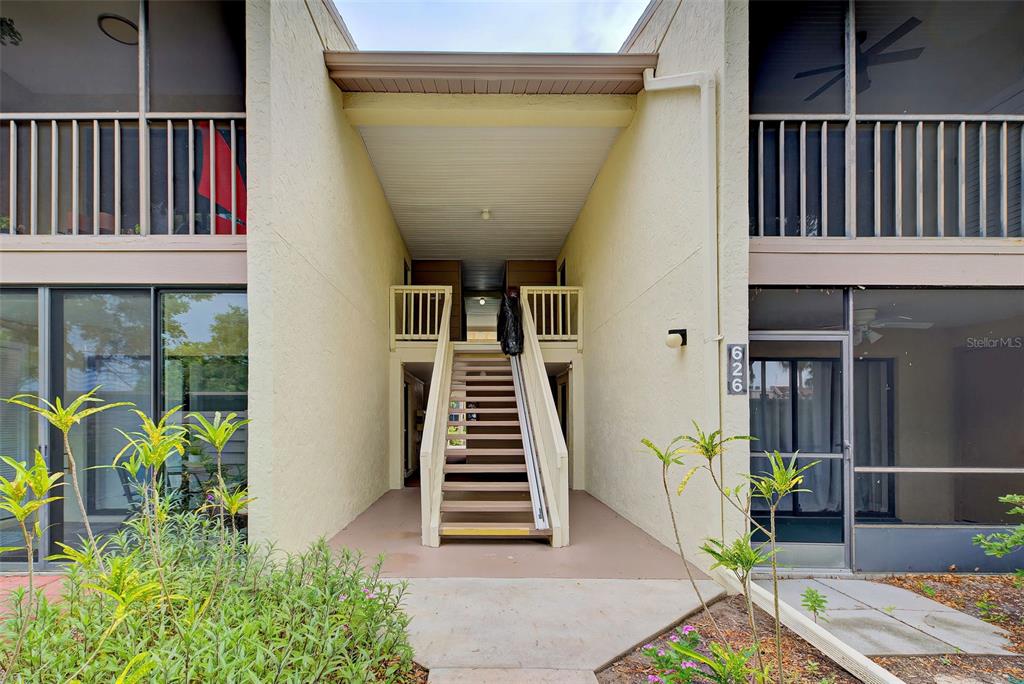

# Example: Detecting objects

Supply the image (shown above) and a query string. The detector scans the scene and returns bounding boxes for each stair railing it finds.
[510,354,549,532]
[418,287,453,546]
[517,296,569,546]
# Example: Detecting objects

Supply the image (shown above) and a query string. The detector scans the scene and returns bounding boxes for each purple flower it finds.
[206,493,214,501]
[362,588,378,599]
[657,649,665,657]
[338,593,348,601]
[680,625,696,634]
[643,643,654,650]
[669,634,680,642]
[681,661,698,670]
[647,676,661,683]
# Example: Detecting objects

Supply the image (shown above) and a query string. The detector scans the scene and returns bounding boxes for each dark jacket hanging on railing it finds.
[498,292,524,356]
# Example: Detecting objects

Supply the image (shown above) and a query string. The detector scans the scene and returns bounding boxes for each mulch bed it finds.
[597,594,861,683]
[409,662,429,683]
[873,574,1024,682]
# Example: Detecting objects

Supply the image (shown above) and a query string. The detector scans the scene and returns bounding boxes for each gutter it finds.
[643,68,906,684]
[641,68,725,539]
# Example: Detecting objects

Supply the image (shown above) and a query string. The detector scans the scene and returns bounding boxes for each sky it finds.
[333,0,650,53]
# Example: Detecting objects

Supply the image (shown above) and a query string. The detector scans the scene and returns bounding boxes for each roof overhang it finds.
[324,51,659,95]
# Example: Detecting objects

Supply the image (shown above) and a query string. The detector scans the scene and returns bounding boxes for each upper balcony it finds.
[749,0,1023,243]
[0,0,245,241]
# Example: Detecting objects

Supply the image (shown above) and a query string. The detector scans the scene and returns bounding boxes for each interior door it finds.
[749,336,850,569]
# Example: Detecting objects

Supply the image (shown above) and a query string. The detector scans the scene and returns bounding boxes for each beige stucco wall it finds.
[558,0,750,562]
[246,0,409,551]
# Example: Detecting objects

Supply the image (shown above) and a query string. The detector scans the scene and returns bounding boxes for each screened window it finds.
[853,288,1024,523]
[149,0,245,112]
[0,1,139,113]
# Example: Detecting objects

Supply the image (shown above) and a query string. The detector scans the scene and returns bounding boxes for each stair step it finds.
[449,385,515,391]
[440,522,550,538]
[441,500,533,513]
[447,448,524,456]
[448,420,520,427]
[442,481,530,492]
[452,374,514,380]
[449,396,517,403]
[448,407,520,414]
[444,463,527,473]
[456,433,522,440]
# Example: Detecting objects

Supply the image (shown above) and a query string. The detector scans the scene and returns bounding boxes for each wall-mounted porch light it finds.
[480,209,491,221]
[665,329,687,349]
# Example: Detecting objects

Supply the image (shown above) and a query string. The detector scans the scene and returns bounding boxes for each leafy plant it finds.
[973,494,1024,560]
[976,597,1006,623]
[0,398,417,682]
[2,516,415,681]
[641,436,725,640]
[0,450,63,683]
[4,386,131,550]
[749,450,820,682]
[919,583,937,599]
[643,627,760,684]
[800,587,829,624]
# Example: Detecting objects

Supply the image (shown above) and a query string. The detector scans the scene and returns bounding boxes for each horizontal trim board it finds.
[0,242,247,285]
[326,51,657,96]
[750,238,1024,287]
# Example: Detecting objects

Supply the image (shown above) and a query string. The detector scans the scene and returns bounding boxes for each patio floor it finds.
[328,488,707,580]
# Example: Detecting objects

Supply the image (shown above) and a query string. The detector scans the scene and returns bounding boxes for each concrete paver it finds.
[398,577,724,671]
[816,578,957,612]
[817,608,954,655]
[758,578,1013,656]
[890,609,1015,656]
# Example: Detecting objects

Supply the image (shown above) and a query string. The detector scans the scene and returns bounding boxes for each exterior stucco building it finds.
[1,0,1022,574]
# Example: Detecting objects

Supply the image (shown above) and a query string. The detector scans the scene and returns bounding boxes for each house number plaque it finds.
[726,344,747,395]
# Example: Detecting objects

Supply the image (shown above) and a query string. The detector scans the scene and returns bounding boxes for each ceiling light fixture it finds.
[98,13,139,45]
[478,298,486,306]
[480,209,491,221]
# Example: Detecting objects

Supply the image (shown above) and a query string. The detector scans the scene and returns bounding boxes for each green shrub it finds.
[0,512,417,682]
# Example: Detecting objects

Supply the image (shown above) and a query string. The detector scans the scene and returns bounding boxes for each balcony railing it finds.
[750,115,1023,239]
[520,286,583,351]
[389,285,451,349]
[1,113,246,237]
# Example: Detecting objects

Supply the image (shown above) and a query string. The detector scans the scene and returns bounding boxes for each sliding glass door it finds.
[50,290,152,553]
[749,335,851,569]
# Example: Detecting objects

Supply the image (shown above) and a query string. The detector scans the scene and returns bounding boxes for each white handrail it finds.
[510,355,549,531]
[418,287,453,546]
[518,296,569,546]
[520,286,583,351]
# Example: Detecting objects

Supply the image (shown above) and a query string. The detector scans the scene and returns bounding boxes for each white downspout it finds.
[641,68,726,539]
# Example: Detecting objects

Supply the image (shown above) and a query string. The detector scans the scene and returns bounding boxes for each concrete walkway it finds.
[397,577,724,680]
[763,578,1014,656]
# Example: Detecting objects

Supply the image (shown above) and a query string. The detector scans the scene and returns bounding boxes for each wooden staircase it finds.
[439,351,551,541]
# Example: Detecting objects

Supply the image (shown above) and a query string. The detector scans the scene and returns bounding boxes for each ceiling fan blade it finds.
[872,321,934,329]
[865,17,923,55]
[871,47,925,66]
[794,63,844,79]
[803,71,844,102]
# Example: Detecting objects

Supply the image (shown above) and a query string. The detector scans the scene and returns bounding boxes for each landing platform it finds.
[328,489,707,580]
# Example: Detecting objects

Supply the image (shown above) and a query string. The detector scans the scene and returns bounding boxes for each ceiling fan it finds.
[794,17,925,102]
[853,308,933,345]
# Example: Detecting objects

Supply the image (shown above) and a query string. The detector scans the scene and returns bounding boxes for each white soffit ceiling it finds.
[357,125,621,290]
